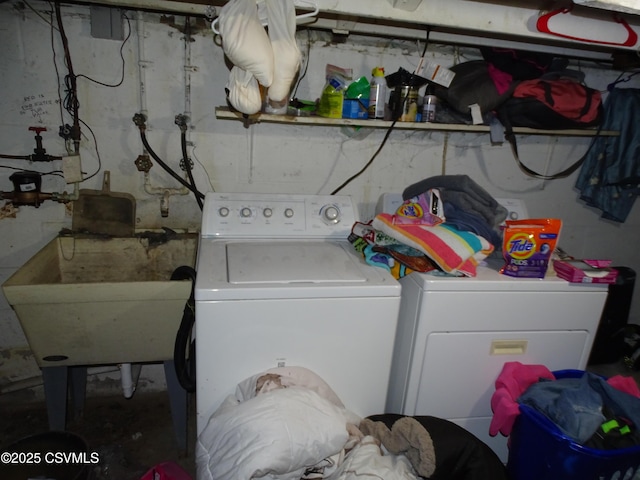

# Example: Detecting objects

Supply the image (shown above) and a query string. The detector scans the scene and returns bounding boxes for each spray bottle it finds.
[368,67,387,119]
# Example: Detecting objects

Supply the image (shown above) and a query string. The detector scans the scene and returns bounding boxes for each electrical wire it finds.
[190,144,215,192]
[330,120,397,195]
[329,30,428,196]
[0,154,31,160]
[179,16,202,210]
[47,1,66,126]
[54,2,81,154]
[291,28,311,100]
[180,130,203,210]
[77,118,102,182]
[0,166,64,178]
[330,80,415,195]
[421,28,430,58]
[75,13,131,88]
[23,0,58,31]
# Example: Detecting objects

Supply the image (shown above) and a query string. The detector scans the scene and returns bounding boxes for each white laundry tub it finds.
[2,233,197,367]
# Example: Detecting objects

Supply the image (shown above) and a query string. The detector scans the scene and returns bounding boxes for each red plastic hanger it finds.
[537,6,638,47]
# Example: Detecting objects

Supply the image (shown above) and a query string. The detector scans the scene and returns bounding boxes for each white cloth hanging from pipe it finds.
[218,0,274,87]
[218,0,301,114]
[265,0,302,105]
[226,66,263,115]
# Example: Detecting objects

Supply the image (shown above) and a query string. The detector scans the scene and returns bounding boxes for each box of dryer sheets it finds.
[553,259,618,284]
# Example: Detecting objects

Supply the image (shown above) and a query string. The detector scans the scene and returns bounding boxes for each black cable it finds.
[76,117,102,182]
[54,2,81,153]
[180,130,204,210]
[291,28,311,100]
[177,18,203,211]
[48,2,65,126]
[75,13,131,88]
[0,166,64,178]
[0,154,31,160]
[330,120,397,195]
[421,28,430,58]
[171,265,197,393]
[330,80,420,195]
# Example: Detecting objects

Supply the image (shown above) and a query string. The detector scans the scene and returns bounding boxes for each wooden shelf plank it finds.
[215,107,619,137]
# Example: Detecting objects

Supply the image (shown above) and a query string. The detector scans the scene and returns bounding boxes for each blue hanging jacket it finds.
[575,88,640,223]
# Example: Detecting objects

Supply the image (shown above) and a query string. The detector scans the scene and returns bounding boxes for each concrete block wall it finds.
[1,3,638,398]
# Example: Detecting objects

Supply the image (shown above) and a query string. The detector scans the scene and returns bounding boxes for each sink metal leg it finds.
[164,360,188,454]
[41,366,68,431]
[41,366,88,429]
[69,366,87,420]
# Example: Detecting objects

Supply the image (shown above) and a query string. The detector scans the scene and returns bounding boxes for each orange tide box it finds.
[553,259,618,284]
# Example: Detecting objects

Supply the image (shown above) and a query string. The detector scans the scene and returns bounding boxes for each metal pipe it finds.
[143,171,189,217]
[119,363,142,399]
[137,11,149,119]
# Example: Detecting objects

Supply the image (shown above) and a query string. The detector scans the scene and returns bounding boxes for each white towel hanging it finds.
[211,0,318,35]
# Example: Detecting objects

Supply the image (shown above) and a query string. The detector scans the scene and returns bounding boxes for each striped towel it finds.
[372,213,494,277]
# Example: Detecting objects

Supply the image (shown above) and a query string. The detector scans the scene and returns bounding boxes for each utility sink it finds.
[2,232,198,367]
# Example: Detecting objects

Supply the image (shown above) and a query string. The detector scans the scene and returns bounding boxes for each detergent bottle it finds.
[368,67,387,119]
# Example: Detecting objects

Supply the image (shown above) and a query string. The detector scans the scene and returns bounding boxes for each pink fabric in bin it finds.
[140,461,192,480]
[489,362,555,437]
[607,374,640,398]
[490,362,640,439]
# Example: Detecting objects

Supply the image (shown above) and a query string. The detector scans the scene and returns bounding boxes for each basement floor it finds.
[0,387,196,480]
[0,361,639,480]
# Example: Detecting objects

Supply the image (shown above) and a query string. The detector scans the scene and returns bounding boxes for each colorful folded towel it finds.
[372,213,494,277]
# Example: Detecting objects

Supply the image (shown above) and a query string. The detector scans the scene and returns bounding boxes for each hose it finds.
[171,265,197,393]
[180,127,203,210]
[133,113,205,200]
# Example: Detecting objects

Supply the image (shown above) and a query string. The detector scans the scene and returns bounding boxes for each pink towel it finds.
[489,362,555,437]
[372,213,493,277]
[607,374,640,398]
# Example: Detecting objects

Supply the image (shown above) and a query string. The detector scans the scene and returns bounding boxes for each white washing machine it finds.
[194,192,401,436]
[379,194,609,462]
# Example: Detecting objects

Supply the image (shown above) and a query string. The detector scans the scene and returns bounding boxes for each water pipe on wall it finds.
[142,171,189,217]
[133,14,197,216]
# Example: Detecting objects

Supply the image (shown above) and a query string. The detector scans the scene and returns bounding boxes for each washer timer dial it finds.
[320,204,341,224]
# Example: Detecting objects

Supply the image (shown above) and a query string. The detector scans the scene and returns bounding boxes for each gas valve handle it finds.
[28,127,48,161]
[29,126,47,135]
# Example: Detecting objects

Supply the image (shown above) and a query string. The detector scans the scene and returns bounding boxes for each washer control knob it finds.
[284,208,294,218]
[218,207,229,217]
[321,205,340,224]
[240,207,252,218]
[263,207,273,218]
[509,211,519,220]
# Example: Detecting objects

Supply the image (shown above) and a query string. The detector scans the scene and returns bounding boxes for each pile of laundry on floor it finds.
[196,367,507,480]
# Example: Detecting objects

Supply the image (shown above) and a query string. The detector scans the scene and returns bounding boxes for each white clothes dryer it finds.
[194,193,401,436]
[386,264,608,462]
[378,193,609,462]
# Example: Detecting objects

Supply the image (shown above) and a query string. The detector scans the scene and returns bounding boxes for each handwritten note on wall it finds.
[20,94,59,124]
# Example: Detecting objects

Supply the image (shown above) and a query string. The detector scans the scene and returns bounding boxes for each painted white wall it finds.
[1,3,639,397]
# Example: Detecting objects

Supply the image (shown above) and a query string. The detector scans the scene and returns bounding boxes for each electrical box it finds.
[62,154,83,184]
[90,5,124,40]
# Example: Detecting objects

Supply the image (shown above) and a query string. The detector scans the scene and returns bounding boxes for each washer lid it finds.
[227,242,366,284]
[195,239,400,300]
